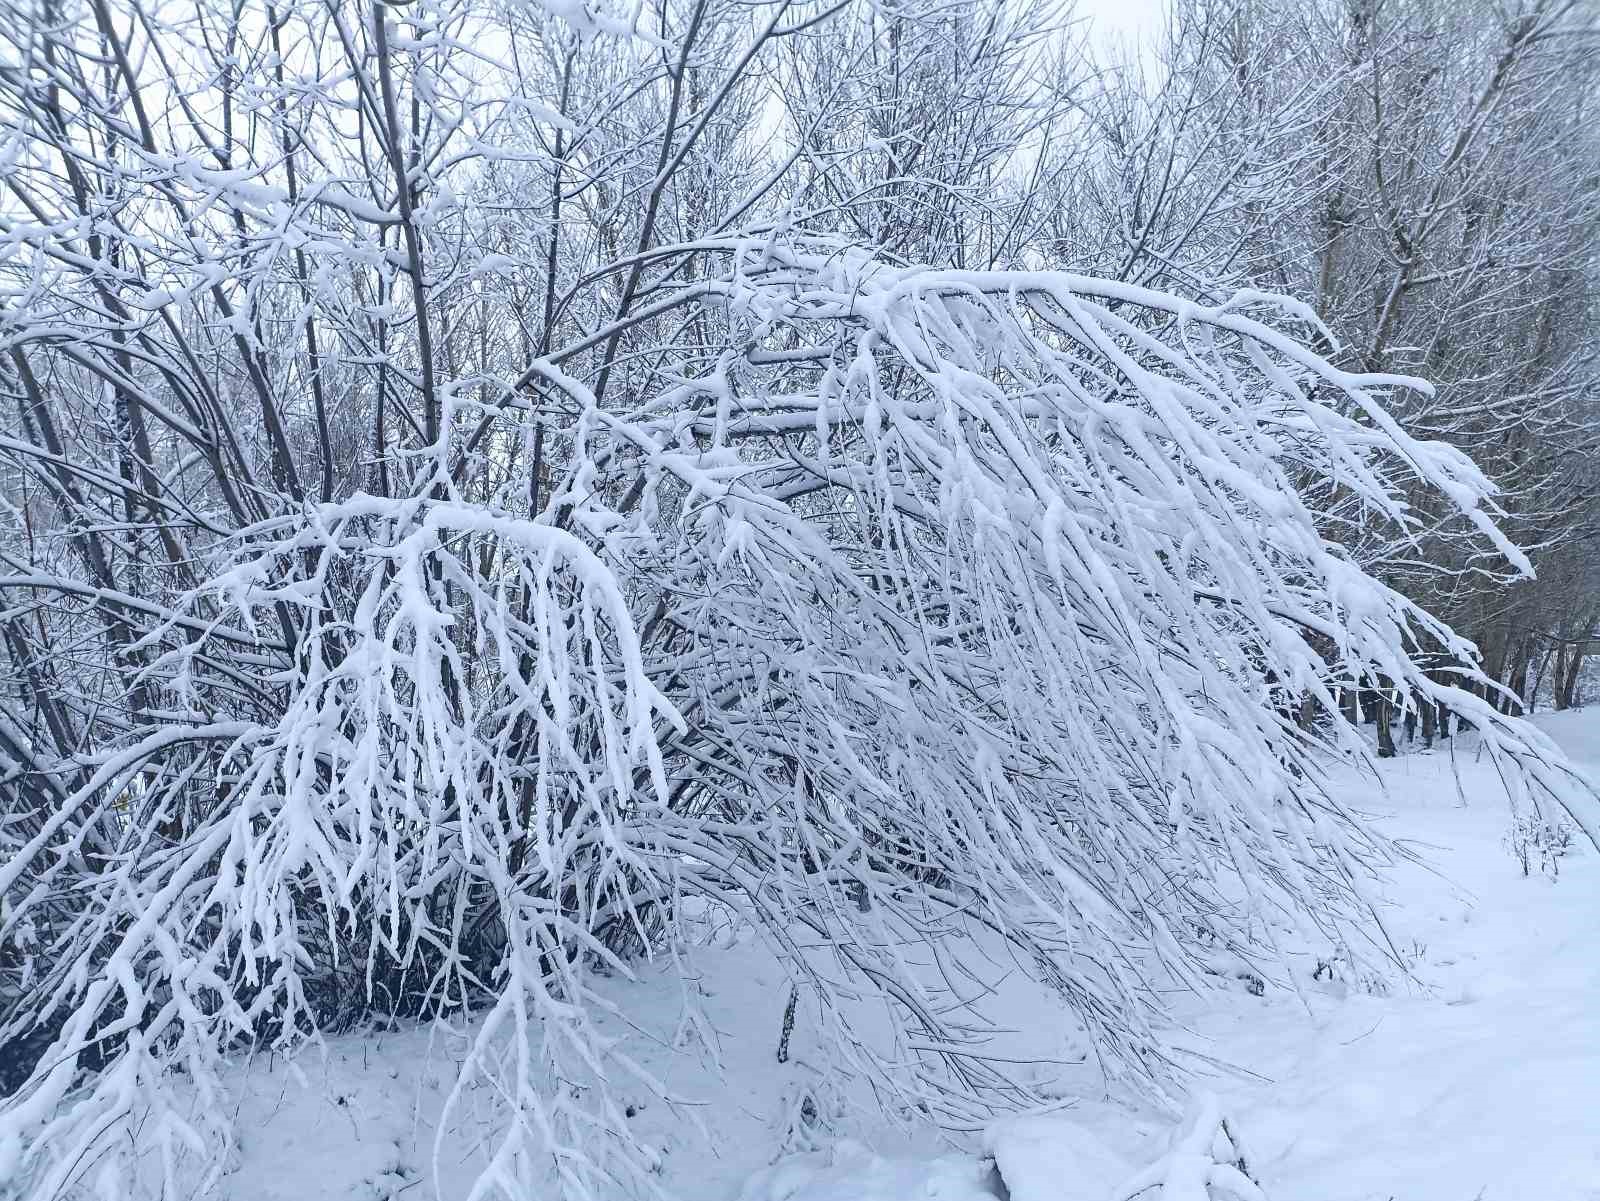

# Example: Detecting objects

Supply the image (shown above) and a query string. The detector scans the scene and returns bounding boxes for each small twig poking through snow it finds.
[1505,813,1573,880]
[1112,1093,1266,1201]
[776,985,799,1065]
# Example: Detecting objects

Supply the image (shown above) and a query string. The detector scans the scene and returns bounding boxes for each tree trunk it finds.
[1375,689,1397,758]
[1555,643,1583,711]
[1505,638,1529,715]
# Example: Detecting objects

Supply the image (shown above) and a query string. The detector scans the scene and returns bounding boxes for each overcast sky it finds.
[1081,0,1165,51]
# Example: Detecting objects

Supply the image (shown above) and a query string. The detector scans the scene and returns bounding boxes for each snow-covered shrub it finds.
[4,241,1595,1201]
[1,1,1597,1197]
[1506,812,1574,880]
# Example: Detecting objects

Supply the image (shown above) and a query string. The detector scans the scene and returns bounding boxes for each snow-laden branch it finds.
[2,121,1596,1201]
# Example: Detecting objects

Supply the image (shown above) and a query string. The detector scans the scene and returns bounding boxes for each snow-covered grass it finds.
[197,710,1600,1201]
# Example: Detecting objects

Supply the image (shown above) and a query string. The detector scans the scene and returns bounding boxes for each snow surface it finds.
[1181,709,1600,1201]
[983,1113,1132,1201]
[206,710,1600,1201]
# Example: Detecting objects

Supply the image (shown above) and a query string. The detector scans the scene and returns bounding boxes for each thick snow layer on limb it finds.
[986,1111,1134,1201]
[2,237,1596,1201]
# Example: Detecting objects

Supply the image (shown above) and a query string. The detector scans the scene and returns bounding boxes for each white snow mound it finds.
[984,1112,1133,1201]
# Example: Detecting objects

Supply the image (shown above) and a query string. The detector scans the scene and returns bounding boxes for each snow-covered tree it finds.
[0,2,1594,1199]
[1078,0,1600,716]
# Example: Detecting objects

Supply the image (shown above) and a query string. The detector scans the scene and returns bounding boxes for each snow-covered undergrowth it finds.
[3,5,1597,1198]
[148,710,1600,1201]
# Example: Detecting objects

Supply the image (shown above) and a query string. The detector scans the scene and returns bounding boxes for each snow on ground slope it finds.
[1172,709,1600,1201]
[209,711,1600,1201]
[738,708,1600,1201]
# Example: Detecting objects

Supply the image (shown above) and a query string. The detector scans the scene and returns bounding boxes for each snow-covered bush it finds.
[1506,812,1575,880]
[0,2,1596,1199]
[5,239,1596,1200]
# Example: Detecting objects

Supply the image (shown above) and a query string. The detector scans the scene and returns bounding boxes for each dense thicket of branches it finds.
[1075,0,1600,714]
[0,1,1595,1198]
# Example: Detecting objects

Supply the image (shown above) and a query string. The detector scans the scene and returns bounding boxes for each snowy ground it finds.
[210,710,1600,1201]
[1173,708,1600,1201]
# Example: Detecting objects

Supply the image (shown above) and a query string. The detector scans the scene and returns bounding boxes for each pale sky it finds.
[1080,0,1166,52]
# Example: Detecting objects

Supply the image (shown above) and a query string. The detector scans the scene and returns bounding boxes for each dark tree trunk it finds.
[1376,689,1397,758]
[1505,640,1529,716]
